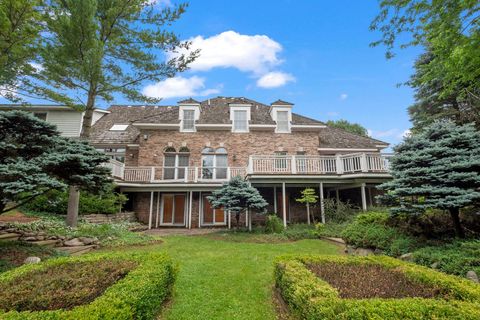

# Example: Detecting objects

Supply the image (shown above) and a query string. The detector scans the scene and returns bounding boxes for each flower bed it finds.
[0,251,176,319]
[275,255,480,319]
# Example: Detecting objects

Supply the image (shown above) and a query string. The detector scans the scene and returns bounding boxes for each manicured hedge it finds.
[0,251,176,319]
[275,255,480,319]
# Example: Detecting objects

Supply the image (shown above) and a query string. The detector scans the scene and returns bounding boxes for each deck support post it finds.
[282,182,287,228]
[319,182,325,224]
[148,191,154,229]
[188,191,193,229]
[336,188,340,203]
[155,192,160,228]
[228,210,231,229]
[273,186,277,213]
[198,191,202,228]
[361,183,367,211]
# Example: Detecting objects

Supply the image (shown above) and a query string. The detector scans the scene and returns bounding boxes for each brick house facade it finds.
[90,97,392,229]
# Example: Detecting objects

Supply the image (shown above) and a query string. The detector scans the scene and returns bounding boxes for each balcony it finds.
[104,153,392,183]
[248,153,391,175]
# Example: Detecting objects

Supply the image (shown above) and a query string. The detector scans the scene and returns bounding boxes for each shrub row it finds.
[0,251,176,319]
[274,255,480,320]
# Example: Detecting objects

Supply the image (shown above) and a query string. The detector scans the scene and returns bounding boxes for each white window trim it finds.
[179,105,200,132]
[271,107,292,133]
[230,106,251,133]
[110,124,129,131]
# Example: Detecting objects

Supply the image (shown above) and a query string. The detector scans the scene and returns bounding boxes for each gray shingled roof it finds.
[90,105,174,145]
[271,99,293,106]
[319,126,388,149]
[178,98,200,104]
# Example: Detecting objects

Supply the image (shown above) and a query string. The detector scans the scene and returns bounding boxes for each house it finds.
[0,104,109,137]
[90,97,392,229]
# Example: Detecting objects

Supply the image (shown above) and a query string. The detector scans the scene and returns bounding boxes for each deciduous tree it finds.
[378,121,480,238]
[326,119,369,137]
[295,188,318,224]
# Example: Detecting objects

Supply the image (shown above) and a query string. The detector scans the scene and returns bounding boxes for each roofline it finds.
[0,104,109,113]
[317,148,379,152]
[132,123,180,129]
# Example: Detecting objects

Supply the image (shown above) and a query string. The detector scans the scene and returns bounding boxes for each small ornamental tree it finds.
[207,176,268,230]
[378,121,480,238]
[295,188,318,225]
[0,111,111,225]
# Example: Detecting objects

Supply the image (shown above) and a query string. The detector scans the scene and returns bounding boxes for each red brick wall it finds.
[136,130,320,167]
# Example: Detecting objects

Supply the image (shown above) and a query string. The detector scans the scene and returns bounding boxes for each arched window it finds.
[201,147,228,180]
[163,146,189,180]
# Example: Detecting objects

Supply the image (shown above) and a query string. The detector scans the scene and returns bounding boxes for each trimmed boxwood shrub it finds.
[275,255,480,319]
[0,251,176,319]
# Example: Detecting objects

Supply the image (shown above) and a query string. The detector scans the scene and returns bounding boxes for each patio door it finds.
[202,194,225,225]
[161,194,186,226]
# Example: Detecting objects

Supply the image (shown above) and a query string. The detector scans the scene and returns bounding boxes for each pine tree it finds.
[207,176,268,230]
[378,121,480,238]
[295,188,319,224]
[0,111,111,219]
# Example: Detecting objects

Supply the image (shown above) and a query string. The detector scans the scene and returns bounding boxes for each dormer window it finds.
[182,109,195,131]
[276,111,289,132]
[233,110,248,132]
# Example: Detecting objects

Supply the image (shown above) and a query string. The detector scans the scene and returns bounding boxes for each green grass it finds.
[117,235,340,320]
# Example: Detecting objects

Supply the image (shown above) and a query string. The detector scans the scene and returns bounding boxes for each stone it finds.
[23,232,36,237]
[36,236,45,241]
[78,237,98,245]
[430,262,439,269]
[24,256,41,264]
[48,235,58,240]
[373,248,384,255]
[466,271,479,283]
[64,238,84,247]
[399,253,414,262]
[345,245,355,255]
[23,236,37,241]
[354,248,374,256]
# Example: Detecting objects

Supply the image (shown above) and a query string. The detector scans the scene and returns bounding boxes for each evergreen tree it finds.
[378,121,480,238]
[326,119,369,137]
[295,188,318,224]
[0,111,111,220]
[207,177,268,230]
[408,51,480,133]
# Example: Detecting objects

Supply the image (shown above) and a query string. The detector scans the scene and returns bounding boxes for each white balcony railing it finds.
[105,153,391,183]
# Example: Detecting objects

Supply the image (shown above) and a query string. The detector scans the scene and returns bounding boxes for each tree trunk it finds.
[80,88,97,139]
[449,207,465,238]
[306,203,310,225]
[66,185,80,227]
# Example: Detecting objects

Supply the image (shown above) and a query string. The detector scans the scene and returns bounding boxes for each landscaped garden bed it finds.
[0,251,176,319]
[275,255,480,319]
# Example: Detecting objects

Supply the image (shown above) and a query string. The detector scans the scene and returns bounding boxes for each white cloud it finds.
[142,76,221,99]
[169,31,283,75]
[256,72,295,88]
[146,0,172,6]
[339,93,348,100]
[367,128,412,140]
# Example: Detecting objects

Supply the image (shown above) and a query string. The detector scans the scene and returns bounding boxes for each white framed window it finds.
[276,111,289,132]
[182,109,195,131]
[110,124,129,131]
[233,110,248,132]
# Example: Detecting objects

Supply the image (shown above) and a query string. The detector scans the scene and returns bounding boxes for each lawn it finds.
[118,234,340,320]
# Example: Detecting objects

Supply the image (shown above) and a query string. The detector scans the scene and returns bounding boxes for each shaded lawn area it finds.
[118,235,341,320]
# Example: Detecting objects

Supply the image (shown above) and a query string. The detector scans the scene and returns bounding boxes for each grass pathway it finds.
[132,235,340,320]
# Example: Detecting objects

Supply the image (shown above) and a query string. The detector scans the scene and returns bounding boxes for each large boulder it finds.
[24,256,41,264]
[399,253,414,262]
[63,238,84,247]
[466,271,479,283]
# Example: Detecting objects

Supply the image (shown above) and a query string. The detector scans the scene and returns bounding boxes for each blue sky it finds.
[138,0,421,147]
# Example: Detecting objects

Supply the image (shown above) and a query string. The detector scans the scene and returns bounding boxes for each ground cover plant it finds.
[275,255,480,320]
[0,241,64,273]
[8,212,156,247]
[0,251,176,319]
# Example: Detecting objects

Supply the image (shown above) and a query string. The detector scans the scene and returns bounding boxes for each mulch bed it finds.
[308,262,442,299]
[0,259,137,311]
[0,211,38,223]
[0,242,57,272]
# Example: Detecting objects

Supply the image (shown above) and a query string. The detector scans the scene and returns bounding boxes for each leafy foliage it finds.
[412,240,480,278]
[326,119,369,137]
[323,198,357,223]
[23,186,126,215]
[0,111,111,214]
[275,255,480,320]
[0,251,176,319]
[264,214,284,234]
[378,121,480,237]
[370,0,480,101]
[342,211,417,256]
